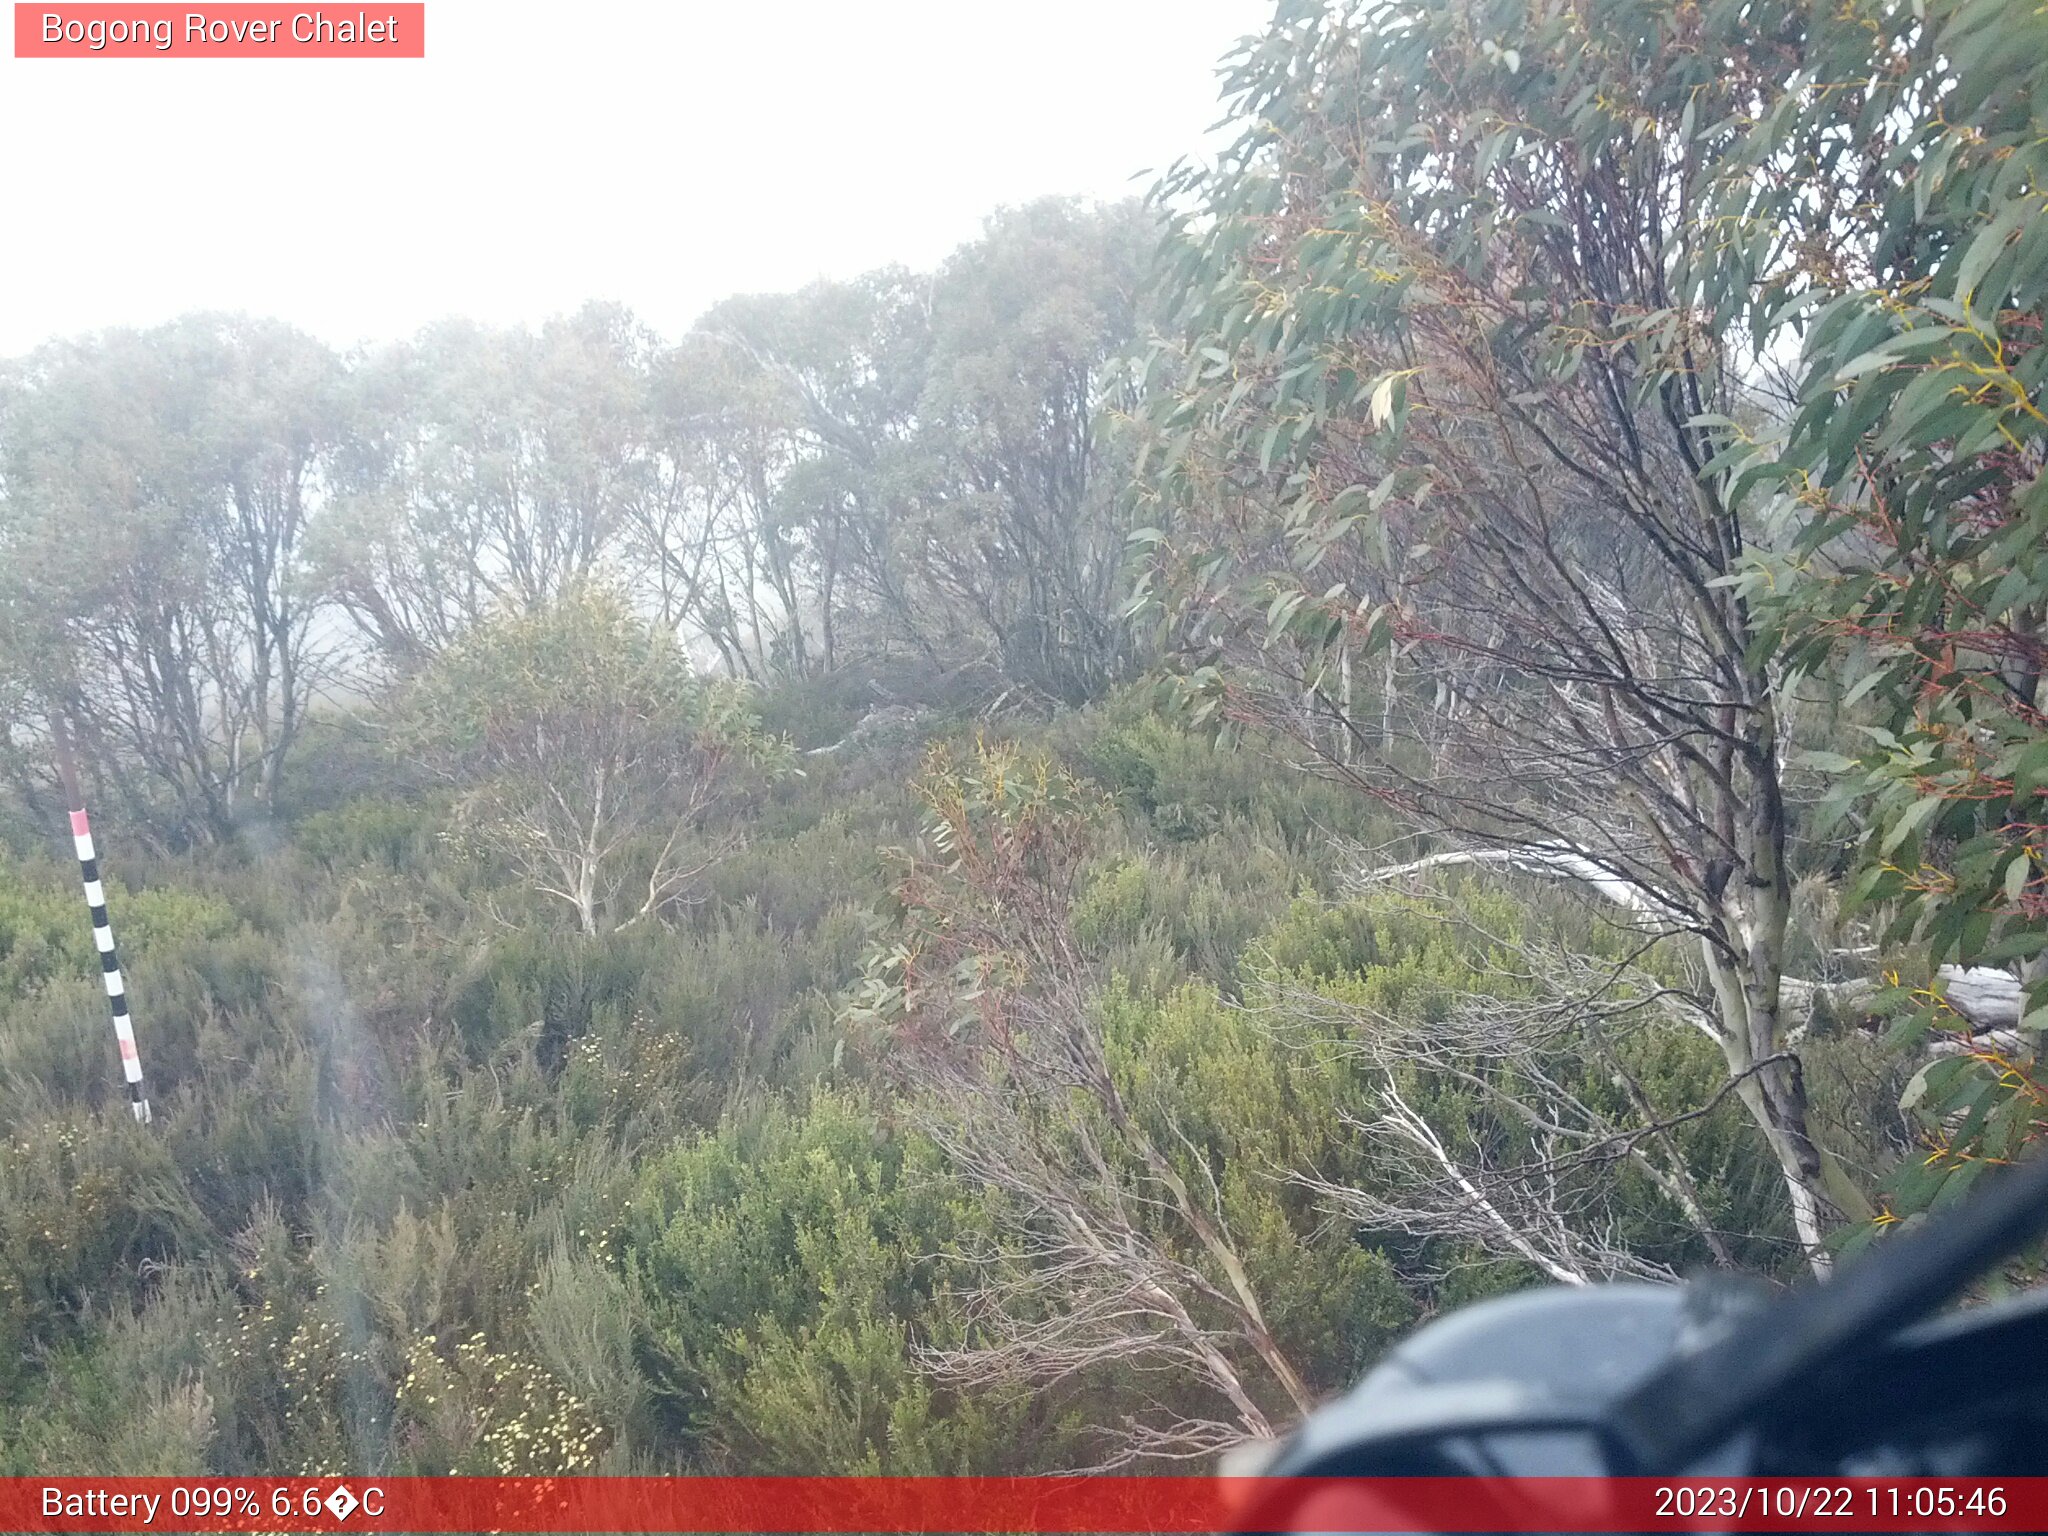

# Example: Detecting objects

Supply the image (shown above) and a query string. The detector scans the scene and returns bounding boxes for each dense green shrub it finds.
[0,683,1920,1473]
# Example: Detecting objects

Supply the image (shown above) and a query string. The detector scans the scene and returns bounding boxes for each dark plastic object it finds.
[1255,1152,2048,1493]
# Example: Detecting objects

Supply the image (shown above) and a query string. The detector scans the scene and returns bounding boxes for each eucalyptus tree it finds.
[1129,0,1873,1271]
[912,198,1153,702]
[398,584,791,936]
[0,316,343,842]
[688,201,1154,698]
[846,741,1325,1461]
[694,269,936,678]
[620,333,798,675]
[1717,0,2048,1225]
[315,304,656,668]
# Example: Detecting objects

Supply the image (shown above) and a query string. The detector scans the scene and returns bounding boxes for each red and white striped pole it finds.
[50,716,151,1124]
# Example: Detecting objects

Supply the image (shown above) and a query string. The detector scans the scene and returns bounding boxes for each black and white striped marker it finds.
[68,805,151,1123]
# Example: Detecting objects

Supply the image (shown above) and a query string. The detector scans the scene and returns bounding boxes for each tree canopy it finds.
[1,0,2044,1482]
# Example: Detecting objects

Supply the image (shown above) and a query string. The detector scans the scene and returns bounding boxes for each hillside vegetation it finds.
[2,0,2044,1475]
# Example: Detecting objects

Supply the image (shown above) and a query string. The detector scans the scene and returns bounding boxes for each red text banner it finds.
[14,4,425,57]
[6,1475,2045,1533]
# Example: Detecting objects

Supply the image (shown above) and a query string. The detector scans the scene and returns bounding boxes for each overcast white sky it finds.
[0,1,1272,357]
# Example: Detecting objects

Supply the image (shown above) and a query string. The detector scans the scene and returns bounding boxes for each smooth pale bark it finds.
[1361,851,2025,1032]
[1356,836,2003,1278]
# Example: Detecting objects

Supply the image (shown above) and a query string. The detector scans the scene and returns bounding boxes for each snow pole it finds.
[50,715,151,1124]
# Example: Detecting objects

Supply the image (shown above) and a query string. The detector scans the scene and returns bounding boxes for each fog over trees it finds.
[2,0,2044,1476]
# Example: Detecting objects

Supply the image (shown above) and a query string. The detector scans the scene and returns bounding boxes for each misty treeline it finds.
[0,197,1146,848]
[4,0,2046,1479]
